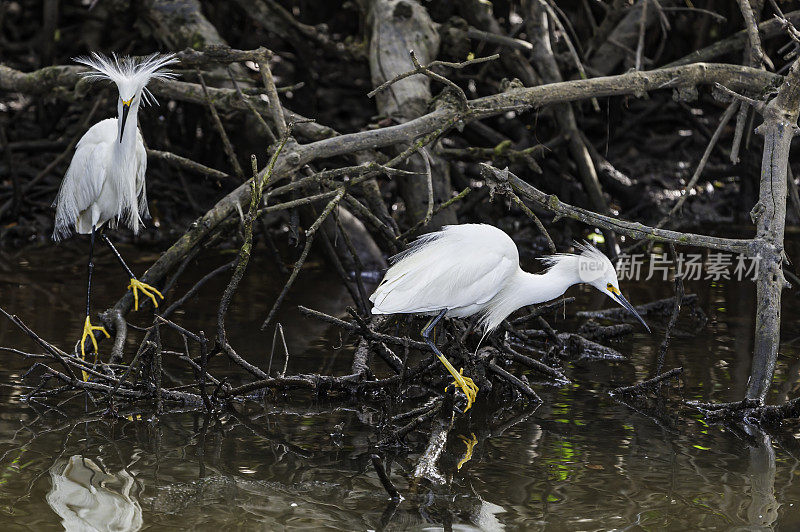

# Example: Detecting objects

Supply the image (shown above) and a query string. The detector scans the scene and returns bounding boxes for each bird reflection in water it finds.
[46,455,143,532]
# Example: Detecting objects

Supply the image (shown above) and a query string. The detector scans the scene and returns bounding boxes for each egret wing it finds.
[370,225,518,314]
[52,119,115,240]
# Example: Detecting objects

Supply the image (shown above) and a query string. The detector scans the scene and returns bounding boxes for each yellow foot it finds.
[80,316,109,381]
[128,278,164,311]
[457,432,478,470]
[446,367,479,412]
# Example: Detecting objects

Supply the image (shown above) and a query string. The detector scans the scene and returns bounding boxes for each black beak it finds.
[119,102,131,143]
[614,292,651,333]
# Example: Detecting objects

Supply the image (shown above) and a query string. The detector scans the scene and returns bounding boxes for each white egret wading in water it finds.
[370,224,650,411]
[52,52,177,363]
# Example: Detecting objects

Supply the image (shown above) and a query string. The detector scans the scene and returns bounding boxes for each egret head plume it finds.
[74,52,178,107]
[539,241,612,281]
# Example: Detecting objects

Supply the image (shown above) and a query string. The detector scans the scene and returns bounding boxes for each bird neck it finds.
[481,262,583,332]
[518,263,582,307]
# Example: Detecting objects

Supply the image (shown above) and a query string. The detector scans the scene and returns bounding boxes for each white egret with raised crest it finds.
[52,52,178,367]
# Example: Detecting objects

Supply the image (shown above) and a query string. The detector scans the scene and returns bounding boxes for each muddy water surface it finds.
[0,235,799,530]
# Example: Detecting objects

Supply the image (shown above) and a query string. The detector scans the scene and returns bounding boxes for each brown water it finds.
[1,237,800,530]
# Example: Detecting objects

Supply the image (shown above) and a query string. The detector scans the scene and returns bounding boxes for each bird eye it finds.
[606,283,612,289]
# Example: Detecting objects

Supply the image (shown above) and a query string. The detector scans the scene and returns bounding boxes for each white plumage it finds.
[371,224,518,320]
[371,224,649,333]
[53,119,147,240]
[52,52,176,240]
[52,52,177,365]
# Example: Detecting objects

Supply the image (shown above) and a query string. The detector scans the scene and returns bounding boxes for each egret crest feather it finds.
[539,240,615,283]
[74,52,178,106]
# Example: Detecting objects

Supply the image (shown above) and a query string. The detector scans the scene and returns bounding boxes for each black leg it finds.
[420,308,478,411]
[86,225,96,317]
[79,225,110,366]
[424,337,445,360]
[421,309,447,340]
[100,233,135,279]
[421,309,447,358]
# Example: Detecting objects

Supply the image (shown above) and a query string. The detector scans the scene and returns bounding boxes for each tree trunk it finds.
[746,59,800,401]
[367,0,457,231]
